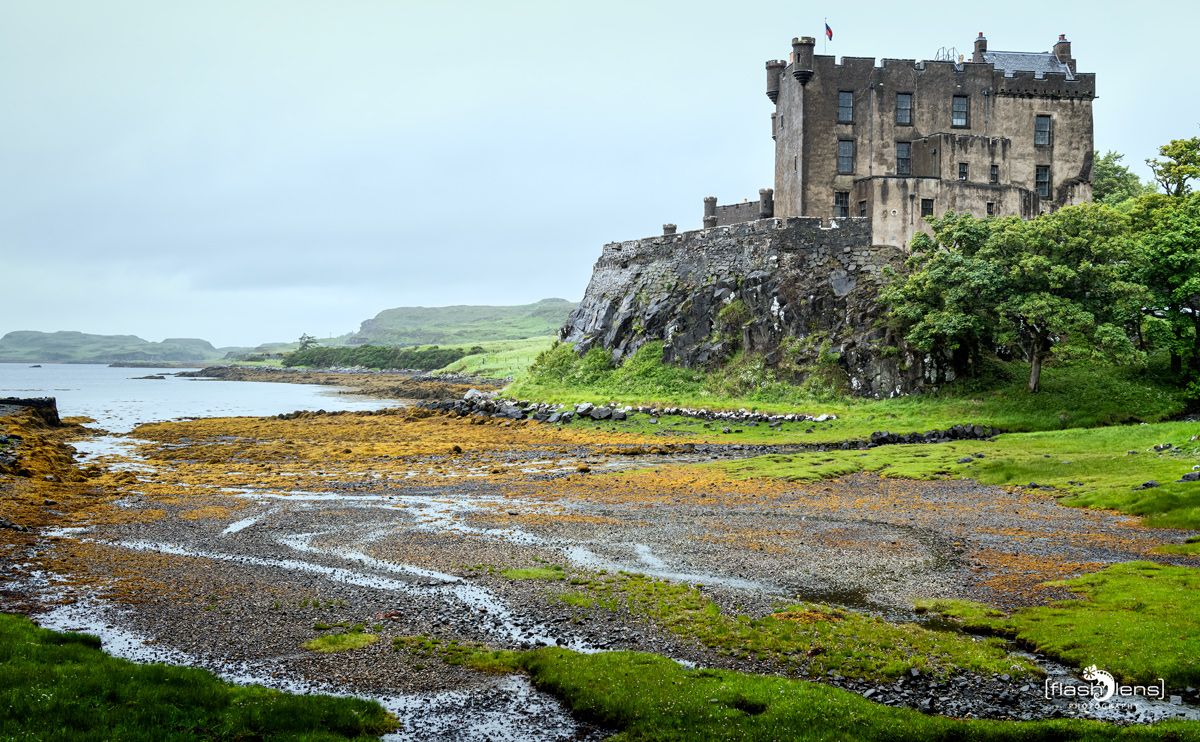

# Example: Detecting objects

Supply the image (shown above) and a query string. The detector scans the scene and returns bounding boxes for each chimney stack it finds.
[1053,33,1075,73]
[973,32,987,63]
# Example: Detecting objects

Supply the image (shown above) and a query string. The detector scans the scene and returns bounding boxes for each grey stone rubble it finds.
[425,389,838,426]
[421,391,1003,448]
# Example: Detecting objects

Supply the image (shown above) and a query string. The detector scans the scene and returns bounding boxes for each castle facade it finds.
[703,33,1095,248]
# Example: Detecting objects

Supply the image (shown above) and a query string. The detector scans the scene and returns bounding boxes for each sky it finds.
[2,0,1196,347]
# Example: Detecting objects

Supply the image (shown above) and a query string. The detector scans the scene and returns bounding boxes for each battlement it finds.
[996,70,1096,99]
[774,39,1095,101]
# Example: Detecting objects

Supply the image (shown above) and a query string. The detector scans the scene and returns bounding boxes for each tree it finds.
[1130,193,1200,375]
[986,204,1140,392]
[880,213,1002,381]
[1091,150,1154,205]
[884,205,1140,393]
[1146,137,1200,197]
[297,333,319,351]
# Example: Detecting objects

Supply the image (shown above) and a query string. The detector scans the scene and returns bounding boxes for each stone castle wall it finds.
[561,217,942,397]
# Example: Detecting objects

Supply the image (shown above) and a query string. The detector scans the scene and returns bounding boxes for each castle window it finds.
[958,162,969,181]
[952,95,969,128]
[990,164,1000,184]
[837,139,855,174]
[1035,115,1052,146]
[986,202,995,216]
[1036,165,1051,198]
[838,91,854,123]
[834,191,850,218]
[896,142,912,176]
[921,198,934,217]
[896,93,913,125]
[858,200,868,217]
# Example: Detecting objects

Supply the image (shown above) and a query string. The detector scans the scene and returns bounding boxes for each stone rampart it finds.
[562,217,943,397]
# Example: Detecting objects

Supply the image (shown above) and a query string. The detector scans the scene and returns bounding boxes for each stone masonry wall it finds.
[561,217,944,397]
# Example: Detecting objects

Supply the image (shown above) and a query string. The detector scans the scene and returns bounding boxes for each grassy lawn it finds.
[437,336,557,379]
[917,562,1200,689]
[0,614,396,740]
[717,420,1200,528]
[506,343,1190,442]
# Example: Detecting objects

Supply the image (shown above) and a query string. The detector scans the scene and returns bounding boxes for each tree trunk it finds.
[1028,349,1042,393]
[1191,315,1200,374]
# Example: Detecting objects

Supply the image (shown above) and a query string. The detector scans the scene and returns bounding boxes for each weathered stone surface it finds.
[0,397,60,426]
[561,217,949,397]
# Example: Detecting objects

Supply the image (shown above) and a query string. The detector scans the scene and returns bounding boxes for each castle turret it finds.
[702,196,717,228]
[758,188,774,218]
[1053,33,1075,73]
[765,60,786,102]
[662,223,677,235]
[972,32,987,63]
[791,37,814,85]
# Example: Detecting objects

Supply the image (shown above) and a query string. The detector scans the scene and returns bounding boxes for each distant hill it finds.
[348,298,577,346]
[0,331,228,364]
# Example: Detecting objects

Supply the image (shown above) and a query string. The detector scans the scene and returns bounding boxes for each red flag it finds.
[825,22,833,40]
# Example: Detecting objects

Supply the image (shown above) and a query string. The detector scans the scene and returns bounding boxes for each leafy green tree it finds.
[987,204,1141,392]
[1146,137,1200,197]
[297,333,319,351]
[1091,150,1154,205]
[885,206,1141,393]
[1130,193,1200,374]
[881,213,1002,380]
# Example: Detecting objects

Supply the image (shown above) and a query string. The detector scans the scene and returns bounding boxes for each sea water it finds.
[0,363,398,433]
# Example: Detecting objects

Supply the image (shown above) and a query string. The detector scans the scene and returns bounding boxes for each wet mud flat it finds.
[6,407,1200,737]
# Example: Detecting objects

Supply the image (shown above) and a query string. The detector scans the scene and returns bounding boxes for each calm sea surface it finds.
[0,363,397,434]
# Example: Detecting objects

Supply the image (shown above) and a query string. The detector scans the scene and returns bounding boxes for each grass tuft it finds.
[919,562,1200,688]
[0,613,396,739]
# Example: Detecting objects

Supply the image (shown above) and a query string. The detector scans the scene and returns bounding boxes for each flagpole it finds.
[824,17,827,54]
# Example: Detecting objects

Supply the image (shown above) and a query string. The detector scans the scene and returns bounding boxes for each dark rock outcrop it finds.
[0,397,61,427]
[561,217,956,397]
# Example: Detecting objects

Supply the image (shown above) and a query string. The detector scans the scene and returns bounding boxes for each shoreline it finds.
[178,365,502,401]
[3,373,1199,736]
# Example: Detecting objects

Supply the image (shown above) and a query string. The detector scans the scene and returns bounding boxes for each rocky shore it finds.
[422,389,1003,447]
[178,365,500,400]
[4,380,1198,736]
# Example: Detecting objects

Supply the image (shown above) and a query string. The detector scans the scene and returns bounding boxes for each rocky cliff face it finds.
[561,217,947,398]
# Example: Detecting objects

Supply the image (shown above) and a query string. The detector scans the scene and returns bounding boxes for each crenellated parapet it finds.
[995,70,1095,99]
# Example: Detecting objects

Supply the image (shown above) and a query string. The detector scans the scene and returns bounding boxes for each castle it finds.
[702,32,1095,248]
[562,32,1097,395]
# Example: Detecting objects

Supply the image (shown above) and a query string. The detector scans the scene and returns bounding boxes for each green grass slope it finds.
[0,614,396,740]
[0,331,224,364]
[349,298,576,346]
[508,343,1191,438]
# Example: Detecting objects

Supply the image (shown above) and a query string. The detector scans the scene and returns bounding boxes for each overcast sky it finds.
[2,0,1196,347]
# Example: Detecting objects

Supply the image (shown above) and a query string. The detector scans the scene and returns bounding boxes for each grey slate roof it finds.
[982,50,1074,79]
